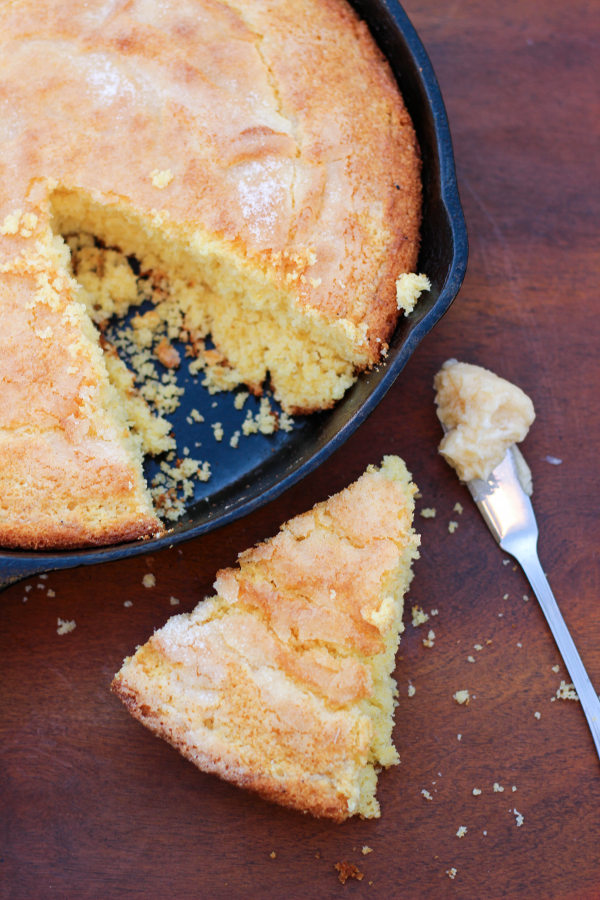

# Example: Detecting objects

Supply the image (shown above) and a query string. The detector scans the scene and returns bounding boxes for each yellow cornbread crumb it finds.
[57,618,76,635]
[395,272,430,315]
[446,868,458,880]
[142,573,156,589]
[456,826,467,838]
[493,782,504,793]
[361,846,373,855]
[211,422,224,442]
[513,808,524,827]
[422,628,435,648]
[411,604,429,627]
[453,690,470,705]
[420,507,436,518]
[448,520,458,533]
[421,789,433,801]
[553,680,579,701]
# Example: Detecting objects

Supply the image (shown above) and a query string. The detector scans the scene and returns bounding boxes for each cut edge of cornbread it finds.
[111,455,420,821]
[51,187,373,415]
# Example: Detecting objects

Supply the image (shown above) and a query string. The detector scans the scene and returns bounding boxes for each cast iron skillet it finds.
[0,0,468,588]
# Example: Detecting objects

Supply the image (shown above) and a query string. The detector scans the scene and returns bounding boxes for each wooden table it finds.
[1,1,598,897]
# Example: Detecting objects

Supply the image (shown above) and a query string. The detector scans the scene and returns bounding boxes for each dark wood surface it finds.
[1,1,598,897]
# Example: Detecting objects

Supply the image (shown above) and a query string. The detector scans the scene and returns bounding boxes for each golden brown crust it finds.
[112,457,421,820]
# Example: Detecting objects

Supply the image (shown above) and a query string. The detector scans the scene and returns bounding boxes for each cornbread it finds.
[112,456,420,821]
[434,360,535,485]
[0,0,422,549]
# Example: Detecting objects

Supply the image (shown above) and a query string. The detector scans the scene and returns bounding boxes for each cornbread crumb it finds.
[335,862,364,884]
[554,680,579,701]
[421,789,433,801]
[467,655,476,663]
[457,733,462,741]
[142,573,156,589]
[472,788,482,796]
[446,868,458,880]
[124,600,133,608]
[456,826,467,838]
[551,664,560,673]
[534,711,541,719]
[229,430,240,448]
[269,851,277,859]
[453,690,470,705]
[513,808,524,827]
[411,605,429,627]
[420,507,436,518]
[150,169,174,189]
[448,520,458,533]
[211,422,224,442]
[474,643,483,651]
[234,391,249,410]
[422,628,436,649]
[493,782,504,793]
[169,596,180,606]
[511,785,517,792]
[361,846,373,856]
[408,682,416,697]
[430,608,439,616]
[47,588,56,598]
[395,272,430,315]
[155,338,181,368]
[57,617,76,635]
[453,502,463,514]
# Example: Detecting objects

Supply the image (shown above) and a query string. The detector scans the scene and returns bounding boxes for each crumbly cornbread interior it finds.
[112,455,421,820]
[53,187,366,419]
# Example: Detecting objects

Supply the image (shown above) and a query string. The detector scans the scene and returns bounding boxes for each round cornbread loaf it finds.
[0,0,421,548]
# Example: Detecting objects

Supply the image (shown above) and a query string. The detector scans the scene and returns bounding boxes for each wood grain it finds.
[1,1,599,897]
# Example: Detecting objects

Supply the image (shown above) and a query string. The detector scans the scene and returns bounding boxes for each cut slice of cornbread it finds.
[112,456,420,820]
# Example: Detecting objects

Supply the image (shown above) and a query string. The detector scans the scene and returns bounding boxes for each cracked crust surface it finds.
[112,456,421,820]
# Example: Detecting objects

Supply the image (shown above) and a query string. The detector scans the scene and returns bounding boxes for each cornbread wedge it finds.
[112,456,420,820]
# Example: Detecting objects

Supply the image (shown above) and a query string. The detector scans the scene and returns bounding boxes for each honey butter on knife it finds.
[433,359,536,490]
